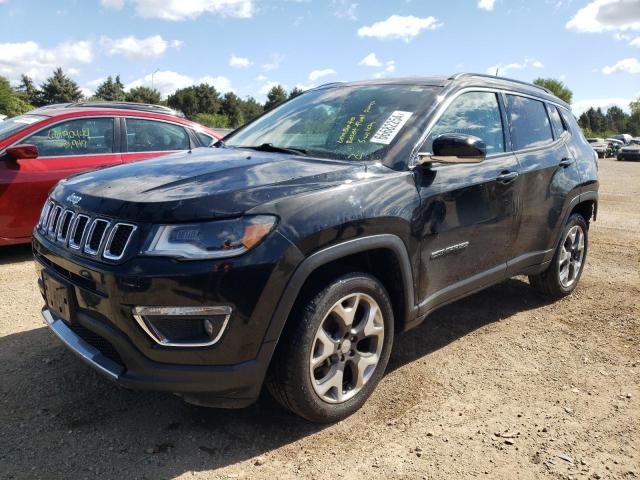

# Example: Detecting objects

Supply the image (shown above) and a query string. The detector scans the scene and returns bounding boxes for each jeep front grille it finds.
[37,199,137,262]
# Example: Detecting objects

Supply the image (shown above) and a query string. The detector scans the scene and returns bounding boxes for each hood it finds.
[52,147,367,222]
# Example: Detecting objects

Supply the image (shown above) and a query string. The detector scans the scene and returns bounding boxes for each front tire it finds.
[267,272,394,423]
[529,213,588,298]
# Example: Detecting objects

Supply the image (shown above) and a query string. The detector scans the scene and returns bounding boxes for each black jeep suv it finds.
[33,74,598,422]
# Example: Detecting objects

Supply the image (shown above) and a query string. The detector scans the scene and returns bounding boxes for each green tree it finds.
[124,86,161,104]
[16,74,41,106]
[239,96,263,123]
[264,84,288,110]
[533,78,573,104]
[0,76,32,116]
[193,112,231,129]
[40,67,83,104]
[578,111,591,131]
[167,84,221,119]
[220,92,245,128]
[94,75,126,101]
[289,87,304,99]
[605,106,627,133]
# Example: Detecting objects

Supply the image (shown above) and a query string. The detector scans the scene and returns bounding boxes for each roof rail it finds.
[448,72,553,95]
[67,101,185,118]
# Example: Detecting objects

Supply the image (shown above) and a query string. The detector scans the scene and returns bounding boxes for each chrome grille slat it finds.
[38,199,136,261]
[69,214,90,250]
[47,206,62,237]
[56,210,75,243]
[83,219,110,256]
[38,201,53,229]
[104,223,137,261]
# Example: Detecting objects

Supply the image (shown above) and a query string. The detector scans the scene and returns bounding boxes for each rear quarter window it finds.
[505,95,554,150]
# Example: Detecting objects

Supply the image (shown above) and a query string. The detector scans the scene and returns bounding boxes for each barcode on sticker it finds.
[370,111,413,145]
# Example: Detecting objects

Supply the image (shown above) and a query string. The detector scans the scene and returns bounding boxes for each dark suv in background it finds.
[33,73,598,422]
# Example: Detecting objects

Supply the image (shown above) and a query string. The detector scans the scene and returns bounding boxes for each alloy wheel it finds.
[309,293,385,404]
[558,225,585,288]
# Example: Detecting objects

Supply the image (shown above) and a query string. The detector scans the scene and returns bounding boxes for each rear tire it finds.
[266,272,394,423]
[528,213,588,299]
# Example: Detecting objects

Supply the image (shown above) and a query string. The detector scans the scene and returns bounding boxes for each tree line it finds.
[0,67,303,128]
[577,103,640,138]
[2,69,640,137]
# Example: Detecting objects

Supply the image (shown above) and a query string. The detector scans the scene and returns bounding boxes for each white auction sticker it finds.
[370,111,413,145]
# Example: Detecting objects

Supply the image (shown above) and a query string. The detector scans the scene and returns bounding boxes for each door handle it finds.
[496,171,519,184]
[559,157,574,167]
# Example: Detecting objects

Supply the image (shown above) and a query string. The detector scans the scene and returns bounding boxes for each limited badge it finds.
[370,111,413,145]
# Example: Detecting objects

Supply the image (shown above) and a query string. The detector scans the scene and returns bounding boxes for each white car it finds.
[587,137,609,158]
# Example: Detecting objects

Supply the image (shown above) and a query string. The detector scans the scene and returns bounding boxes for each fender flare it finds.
[262,234,416,345]
[548,190,598,261]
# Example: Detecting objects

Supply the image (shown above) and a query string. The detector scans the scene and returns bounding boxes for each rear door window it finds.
[505,95,554,150]
[125,118,190,152]
[548,105,567,139]
[23,117,115,157]
[426,91,505,155]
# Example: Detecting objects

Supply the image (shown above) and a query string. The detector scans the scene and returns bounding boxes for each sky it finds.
[0,0,639,114]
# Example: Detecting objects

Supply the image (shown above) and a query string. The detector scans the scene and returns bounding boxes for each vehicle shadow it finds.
[0,243,33,265]
[0,277,553,478]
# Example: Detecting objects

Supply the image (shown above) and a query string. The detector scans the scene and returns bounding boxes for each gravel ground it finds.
[0,157,638,480]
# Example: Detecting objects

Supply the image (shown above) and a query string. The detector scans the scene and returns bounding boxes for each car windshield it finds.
[225,84,437,161]
[0,115,46,142]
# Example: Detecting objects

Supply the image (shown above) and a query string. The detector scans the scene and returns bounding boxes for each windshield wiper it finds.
[238,143,308,156]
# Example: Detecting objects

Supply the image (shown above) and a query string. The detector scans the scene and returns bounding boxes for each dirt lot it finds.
[1,158,638,480]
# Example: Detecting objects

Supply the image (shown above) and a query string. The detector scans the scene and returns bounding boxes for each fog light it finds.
[204,318,215,338]
[132,306,232,347]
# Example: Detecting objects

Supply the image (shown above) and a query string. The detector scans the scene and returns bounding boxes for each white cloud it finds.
[229,54,251,68]
[100,35,181,60]
[385,60,396,72]
[258,80,281,95]
[333,0,358,20]
[572,97,633,114]
[263,53,284,71]
[602,57,640,73]
[309,68,337,81]
[101,0,124,9]
[630,36,640,46]
[130,0,253,21]
[357,15,442,42]
[359,52,383,67]
[566,0,640,33]
[125,70,234,97]
[478,0,496,11]
[0,40,93,82]
[486,58,544,76]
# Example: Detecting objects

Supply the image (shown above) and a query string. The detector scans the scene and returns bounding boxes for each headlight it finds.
[142,215,277,260]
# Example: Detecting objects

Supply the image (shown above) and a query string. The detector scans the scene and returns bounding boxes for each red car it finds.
[0,102,221,246]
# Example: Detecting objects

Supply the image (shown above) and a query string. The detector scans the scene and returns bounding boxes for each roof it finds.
[316,72,570,109]
[30,101,185,118]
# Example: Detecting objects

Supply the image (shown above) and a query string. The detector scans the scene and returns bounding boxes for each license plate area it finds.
[43,272,75,324]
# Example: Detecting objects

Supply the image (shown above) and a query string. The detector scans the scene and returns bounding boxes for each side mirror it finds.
[6,144,39,160]
[417,134,486,165]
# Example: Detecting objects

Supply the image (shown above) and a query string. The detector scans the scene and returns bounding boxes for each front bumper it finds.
[618,152,640,161]
[33,227,303,407]
[41,306,271,407]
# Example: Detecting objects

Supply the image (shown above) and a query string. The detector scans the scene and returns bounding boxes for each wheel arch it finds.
[262,234,417,348]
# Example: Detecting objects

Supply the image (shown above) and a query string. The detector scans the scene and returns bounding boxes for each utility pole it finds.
[151,68,160,91]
